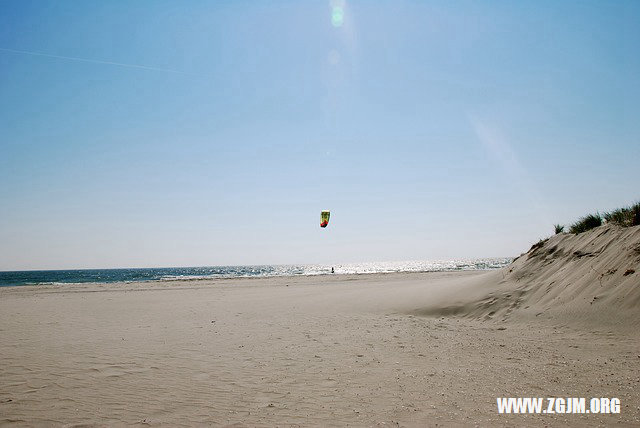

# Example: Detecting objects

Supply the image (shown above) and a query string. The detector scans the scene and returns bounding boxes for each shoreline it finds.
[0,269,491,291]
[0,258,513,288]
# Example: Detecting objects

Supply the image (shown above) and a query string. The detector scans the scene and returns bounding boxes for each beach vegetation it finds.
[603,202,640,227]
[569,213,602,234]
[560,201,640,235]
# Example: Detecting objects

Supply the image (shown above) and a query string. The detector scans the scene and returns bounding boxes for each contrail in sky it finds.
[0,47,193,75]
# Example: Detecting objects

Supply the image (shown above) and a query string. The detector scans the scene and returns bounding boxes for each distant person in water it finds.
[331,267,335,274]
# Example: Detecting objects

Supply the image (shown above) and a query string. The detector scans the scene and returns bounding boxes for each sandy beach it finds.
[3,2,639,426]
[2,230,639,427]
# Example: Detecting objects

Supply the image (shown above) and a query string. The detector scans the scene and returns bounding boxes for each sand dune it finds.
[402,225,640,330]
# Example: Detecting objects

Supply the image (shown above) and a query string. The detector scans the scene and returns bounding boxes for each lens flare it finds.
[331,7,344,27]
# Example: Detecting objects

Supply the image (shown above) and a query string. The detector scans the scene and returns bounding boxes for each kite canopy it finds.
[320,210,330,228]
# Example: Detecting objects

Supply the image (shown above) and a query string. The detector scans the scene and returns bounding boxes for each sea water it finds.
[0,258,512,287]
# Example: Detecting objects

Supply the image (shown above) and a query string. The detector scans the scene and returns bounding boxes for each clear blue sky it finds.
[1,1,639,270]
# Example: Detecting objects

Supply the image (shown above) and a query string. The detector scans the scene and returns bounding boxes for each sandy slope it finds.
[401,224,640,330]
[1,227,639,426]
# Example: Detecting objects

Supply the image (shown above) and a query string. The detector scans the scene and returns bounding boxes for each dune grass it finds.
[569,213,602,234]
[552,201,640,236]
[603,202,640,227]
[545,200,639,244]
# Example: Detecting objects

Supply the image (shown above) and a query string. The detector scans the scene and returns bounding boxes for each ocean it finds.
[0,258,512,287]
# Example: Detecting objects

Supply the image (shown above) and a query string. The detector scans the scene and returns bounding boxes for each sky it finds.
[1,1,639,270]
